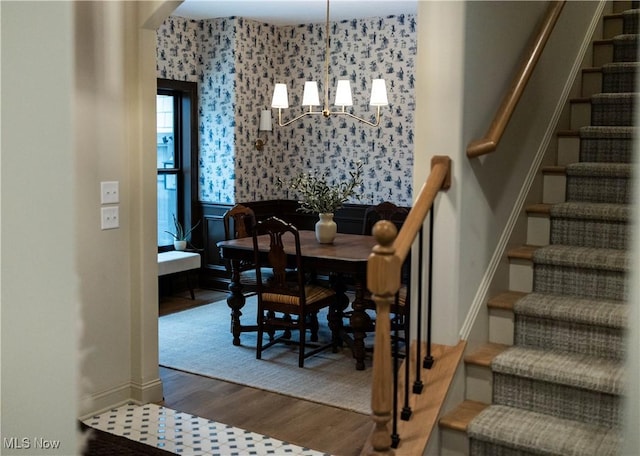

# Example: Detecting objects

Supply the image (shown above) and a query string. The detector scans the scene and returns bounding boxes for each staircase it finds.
[439,3,636,455]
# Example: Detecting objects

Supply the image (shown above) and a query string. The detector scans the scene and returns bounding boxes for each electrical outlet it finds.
[101,206,119,230]
[101,181,119,204]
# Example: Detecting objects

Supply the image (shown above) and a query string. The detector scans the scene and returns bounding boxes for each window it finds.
[156,79,198,249]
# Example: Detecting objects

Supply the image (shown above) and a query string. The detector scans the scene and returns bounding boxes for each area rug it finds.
[159,296,372,414]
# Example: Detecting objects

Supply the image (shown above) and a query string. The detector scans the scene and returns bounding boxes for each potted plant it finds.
[278,161,363,243]
[165,214,200,251]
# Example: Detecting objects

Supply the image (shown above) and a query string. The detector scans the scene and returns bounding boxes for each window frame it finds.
[157,78,199,251]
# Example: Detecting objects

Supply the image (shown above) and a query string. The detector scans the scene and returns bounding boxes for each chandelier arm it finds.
[323,0,331,111]
[326,107,383,127]
[276,109,323,127]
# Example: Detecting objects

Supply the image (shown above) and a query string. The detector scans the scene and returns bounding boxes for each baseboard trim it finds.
[78,377,163,419]
[131,377,164,404]
[78,382,136,419]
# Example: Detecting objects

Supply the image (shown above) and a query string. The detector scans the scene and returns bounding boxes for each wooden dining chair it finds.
[223,204,256,245]
[253,217,336,368]
[222,204,265,291]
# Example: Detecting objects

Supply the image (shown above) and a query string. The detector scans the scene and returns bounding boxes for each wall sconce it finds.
[255,110,272,151]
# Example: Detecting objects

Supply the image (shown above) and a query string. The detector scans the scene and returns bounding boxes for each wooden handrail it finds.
[365,156,451,455]
[467,1,565,158]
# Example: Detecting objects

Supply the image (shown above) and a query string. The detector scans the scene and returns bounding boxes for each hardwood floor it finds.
[158,288,373,456]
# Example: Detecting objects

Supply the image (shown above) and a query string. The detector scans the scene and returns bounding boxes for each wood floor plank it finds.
[159,367,372,456]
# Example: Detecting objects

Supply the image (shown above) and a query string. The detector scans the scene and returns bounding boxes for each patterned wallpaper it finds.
[157,13,416,206]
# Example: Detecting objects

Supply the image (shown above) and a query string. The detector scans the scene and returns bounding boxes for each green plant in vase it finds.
[278,161,363,243]
[165,214,200,251]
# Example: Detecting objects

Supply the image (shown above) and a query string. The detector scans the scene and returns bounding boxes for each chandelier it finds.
[270,0,388,127]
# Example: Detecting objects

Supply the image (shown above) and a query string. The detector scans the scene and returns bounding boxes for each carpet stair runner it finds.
[465,4,636,455]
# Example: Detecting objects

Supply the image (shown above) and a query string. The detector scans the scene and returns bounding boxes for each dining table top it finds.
[217,230,377,263]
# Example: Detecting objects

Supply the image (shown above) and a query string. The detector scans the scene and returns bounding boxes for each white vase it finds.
[315,213,337,244]
[174,240,187,251]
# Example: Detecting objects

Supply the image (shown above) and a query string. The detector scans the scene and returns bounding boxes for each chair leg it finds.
[309,312,319,342]
[256,314,264,360]
[283,313,292,339]
[299,315,306,368]
[267,310,276,341]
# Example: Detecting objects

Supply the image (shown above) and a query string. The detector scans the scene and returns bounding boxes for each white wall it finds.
[1,2,78,453]
[74,1,171,416]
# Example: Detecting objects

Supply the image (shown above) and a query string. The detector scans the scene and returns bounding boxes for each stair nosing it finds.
[487,290,527,311]
[507,245,538,261]
[438,400,489,432]
[464,342,510,367]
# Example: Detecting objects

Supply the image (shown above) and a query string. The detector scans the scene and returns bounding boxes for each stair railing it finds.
[365,156,451,455]
[467,1,565,158]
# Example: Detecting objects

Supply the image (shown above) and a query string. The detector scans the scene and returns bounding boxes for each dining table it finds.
[217,230,378,370]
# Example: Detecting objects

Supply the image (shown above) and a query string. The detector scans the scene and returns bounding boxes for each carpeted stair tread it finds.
[514,298,627,360]
[514,293,627,328]
[549,202,630,249]
[549,202,629,221]
[578,126,635,163]
[533,245,628,272]
[622,9,639,34]
[602,62,638,92]
[613,34,639,62]
[565,162,631,177]
[613,33,640,43]
[579,125,636,138]
[468,405,622,456]
[602,61,640,72]
[491,346,624,395]
[590,92,637,126]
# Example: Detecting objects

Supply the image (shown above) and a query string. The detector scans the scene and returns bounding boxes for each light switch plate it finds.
[101,181,119,204]
[101,206,119,230]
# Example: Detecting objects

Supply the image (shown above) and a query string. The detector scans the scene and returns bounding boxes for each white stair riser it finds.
[465,364,493,404]
[543,174,566,204]
[593,43,613,67]
[508,259,533,292]
[440,428,470,456]
[557,136,580,165]
[527,215,550,246]
[603,17,623,39]
[570,102,591,129]
[489,308,515,345]
[581,71,602,98]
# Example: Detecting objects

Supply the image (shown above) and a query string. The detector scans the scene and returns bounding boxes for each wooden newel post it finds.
[367,220,401,455]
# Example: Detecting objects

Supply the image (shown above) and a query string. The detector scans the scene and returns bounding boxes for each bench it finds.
[158,251,201,299]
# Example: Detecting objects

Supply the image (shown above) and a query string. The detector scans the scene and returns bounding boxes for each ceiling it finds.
[172,0,418,25]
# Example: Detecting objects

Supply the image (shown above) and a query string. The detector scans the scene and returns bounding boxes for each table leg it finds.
[226,261,246,346]
[351,280,373,370]
[327,274,350,353]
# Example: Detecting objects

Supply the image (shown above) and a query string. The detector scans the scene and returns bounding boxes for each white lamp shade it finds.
[259,110,272,131]
[302,81,321,106]
[369,79,388,106]
[271,83,289,109]
[334,80,353,107]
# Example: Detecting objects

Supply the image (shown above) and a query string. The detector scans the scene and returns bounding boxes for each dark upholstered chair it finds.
[253,217,336,368]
